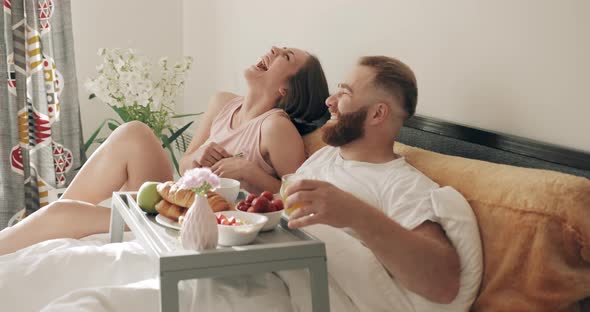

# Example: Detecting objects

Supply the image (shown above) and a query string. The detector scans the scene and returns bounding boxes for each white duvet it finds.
[0,187,481,312]
[0,225,408,312]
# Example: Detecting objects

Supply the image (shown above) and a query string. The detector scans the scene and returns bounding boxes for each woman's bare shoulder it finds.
[262,113,297,133]
[260,112,305,175]
[261,113,302,146]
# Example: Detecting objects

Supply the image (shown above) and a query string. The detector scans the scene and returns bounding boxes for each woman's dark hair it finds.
[276,54,330,135]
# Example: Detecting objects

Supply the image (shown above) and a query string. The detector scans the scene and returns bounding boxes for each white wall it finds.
[73,1,590,152]
[182,0,590,152]
[71,0,183,148]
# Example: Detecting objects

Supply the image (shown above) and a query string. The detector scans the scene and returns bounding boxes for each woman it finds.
[0,46,329,255]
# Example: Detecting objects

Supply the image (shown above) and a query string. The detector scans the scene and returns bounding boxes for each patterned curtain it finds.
[0,0,85,229]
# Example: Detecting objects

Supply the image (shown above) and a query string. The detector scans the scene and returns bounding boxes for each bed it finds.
[1,115,589,311]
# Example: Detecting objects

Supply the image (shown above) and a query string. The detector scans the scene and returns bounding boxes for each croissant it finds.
[206,191,231,212]
[155,199,187,222]
[156,181,195,208]
[156,182,232,213]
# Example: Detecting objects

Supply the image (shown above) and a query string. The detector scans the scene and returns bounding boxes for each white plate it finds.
[155,214,181,230]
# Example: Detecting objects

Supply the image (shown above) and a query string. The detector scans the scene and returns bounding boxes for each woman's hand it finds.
[191,142,231,168]
[211,156,254,181]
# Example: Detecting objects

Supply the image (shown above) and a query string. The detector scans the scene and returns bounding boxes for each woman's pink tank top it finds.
[205,96,288,180]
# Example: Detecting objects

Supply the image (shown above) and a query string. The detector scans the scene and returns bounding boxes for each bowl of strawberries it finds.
[235,191,284,231]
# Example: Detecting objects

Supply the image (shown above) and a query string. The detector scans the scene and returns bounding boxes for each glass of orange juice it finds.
[280,174,305,216]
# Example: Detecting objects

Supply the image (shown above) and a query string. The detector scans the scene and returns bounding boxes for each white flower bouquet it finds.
[84,48,201,173]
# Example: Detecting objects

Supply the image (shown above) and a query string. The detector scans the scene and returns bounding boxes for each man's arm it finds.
[286,180,461,303]
[353,206,460,303]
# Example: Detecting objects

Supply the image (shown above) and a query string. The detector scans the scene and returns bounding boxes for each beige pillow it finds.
[394,143,590,312]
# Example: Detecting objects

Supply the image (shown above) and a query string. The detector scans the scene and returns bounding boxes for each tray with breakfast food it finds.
[137,179,285,234]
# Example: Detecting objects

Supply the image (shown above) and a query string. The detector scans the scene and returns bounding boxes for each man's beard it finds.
[322,107,368,147]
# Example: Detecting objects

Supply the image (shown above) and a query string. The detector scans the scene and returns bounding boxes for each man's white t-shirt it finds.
[297,146,438,231]
[295,146,483,311]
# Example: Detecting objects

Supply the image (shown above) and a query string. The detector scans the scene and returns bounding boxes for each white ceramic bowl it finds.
[216,178,240,203]
[215,210,268,246]
[252,210,283,231]
[237,193,284,231]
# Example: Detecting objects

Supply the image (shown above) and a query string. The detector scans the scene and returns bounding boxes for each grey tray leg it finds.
[160,276,180,312]
[109,204,125,243]
[309,259,330,312]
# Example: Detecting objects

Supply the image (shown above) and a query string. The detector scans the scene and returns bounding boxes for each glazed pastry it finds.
[156,181,232,212]
[155,199,187,222]
[206,191,231,212]
[156,181,195,208]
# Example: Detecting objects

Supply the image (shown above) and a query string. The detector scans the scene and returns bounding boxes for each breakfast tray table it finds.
[109,192,330,312]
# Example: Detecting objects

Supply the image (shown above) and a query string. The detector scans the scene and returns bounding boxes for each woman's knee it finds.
[111,121,159,147]
[115,120,152,138]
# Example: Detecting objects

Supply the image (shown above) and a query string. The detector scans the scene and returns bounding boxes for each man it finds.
[285,56,482,310]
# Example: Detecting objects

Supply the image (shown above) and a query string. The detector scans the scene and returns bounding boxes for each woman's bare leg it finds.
[61,121,173,203]
[0,121,173,255]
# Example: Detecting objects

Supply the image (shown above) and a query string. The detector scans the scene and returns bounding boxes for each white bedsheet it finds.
[0,225,412,312]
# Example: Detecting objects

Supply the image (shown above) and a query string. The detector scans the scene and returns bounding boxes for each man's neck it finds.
[338,138,398,164]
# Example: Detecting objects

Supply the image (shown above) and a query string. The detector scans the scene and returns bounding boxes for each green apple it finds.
[137,181,162,214]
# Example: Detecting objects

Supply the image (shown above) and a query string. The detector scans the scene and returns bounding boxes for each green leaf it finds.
[166,144,180,176]
[88,93,96,100]
[160,133,169,143]
[160,133,180,175]
[110,105,131,122]
[160,133,170,150]
[161,121,194,148]
[96,137,108,144]
[171,112,204,119]
[83,120,107,152]
[107,122,119,131]
[106,118,122,125]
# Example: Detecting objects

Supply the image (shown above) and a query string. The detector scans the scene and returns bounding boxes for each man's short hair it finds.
[358,56,418,118]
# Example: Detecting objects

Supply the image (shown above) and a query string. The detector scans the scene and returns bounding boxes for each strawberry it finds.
[271,199,284,211]
[261,191,274,201]
[246,193,257,204]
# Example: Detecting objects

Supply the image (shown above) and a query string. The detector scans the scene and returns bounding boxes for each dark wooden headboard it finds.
[398,115,590,179]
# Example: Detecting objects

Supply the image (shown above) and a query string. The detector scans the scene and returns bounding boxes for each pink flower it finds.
[177,168,220,195]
